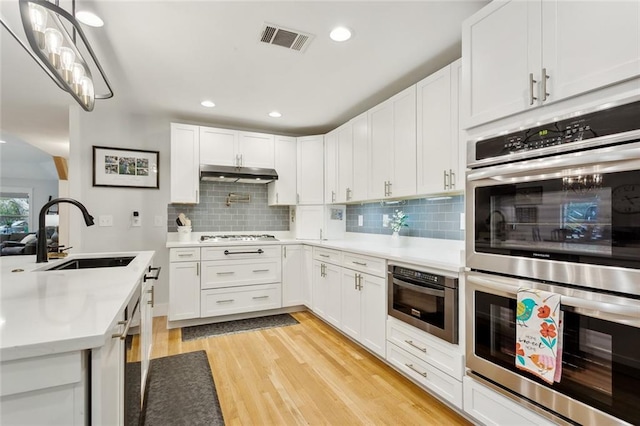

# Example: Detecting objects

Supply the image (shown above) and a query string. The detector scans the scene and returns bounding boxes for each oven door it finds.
[466,271,640,425]
[388,272,457,344]
[466,140,640,295]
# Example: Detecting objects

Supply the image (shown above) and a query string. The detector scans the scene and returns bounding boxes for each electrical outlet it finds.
[460,213,465,230]
[132,211,141,227]
[358,215,364,227]
[98,215,113,227]
[382,214,390,227]
[154,215,164,227]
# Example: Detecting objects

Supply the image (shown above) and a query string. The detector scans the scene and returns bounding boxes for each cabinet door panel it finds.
[168,262,200,321]
[268,136,297,205]
[238,131,275,168]
[312,261,326,318]
[282,245,304,307]
[360,274,386,358]
[324,130,338,204]
[542,0,640,104]
[337,122,353,203]
[391,86,417,197]
[351,112,369,201]
[200,127,236,166]
[462,0,542,128]
[324,263,342,329]
[368,101,393,198]
[170,123,200,203]
[340,269,361,341]
[297,136,324,205]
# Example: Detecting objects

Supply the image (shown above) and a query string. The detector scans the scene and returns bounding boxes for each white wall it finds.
[0,177,58,232]
[68,106,171,314]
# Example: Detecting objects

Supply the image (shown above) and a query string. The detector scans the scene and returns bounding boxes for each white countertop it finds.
[0,251,155,361]
[167,232,465,273]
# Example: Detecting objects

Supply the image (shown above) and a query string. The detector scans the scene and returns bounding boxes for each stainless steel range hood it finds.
[199,164,278,183]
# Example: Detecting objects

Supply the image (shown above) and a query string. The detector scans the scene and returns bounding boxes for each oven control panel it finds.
[475,99,640,162]
[390,266,457,289]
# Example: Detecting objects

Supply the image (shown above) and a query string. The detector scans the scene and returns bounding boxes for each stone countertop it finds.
[0,251,155,361]
[167,232,464,273]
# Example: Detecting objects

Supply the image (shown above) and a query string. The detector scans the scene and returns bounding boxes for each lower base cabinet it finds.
[201,283,282,317]
[312,259,342,328]
[463,376,556,426]
[168,260,200,321]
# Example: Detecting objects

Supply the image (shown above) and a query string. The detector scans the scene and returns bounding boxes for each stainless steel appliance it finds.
[466,271,640,425]
[200,234,278,242]
[465,99,640,425]
[388,264,458,344]
[467,99,640,295]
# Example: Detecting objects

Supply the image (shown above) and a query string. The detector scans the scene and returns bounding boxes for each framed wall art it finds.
[93,146,159,189]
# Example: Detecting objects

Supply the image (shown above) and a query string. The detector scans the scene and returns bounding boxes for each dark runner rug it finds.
[134,351,224,426]
[181,313,299,342]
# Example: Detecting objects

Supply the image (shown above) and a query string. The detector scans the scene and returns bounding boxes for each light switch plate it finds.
[460,213,465,230]
[382,214,390,227]
[358,215,364,227]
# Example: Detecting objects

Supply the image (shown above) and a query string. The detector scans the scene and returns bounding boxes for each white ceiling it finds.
[0,0,488,159]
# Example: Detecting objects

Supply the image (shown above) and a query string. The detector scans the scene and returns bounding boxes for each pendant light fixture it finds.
[3,0,113,111]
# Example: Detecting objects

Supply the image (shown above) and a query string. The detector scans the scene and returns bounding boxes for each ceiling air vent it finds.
[260,23,313,52]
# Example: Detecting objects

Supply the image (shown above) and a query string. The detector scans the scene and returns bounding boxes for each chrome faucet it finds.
[36,198,95,263]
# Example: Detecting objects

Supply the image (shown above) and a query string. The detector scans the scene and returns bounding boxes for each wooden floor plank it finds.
[142,312,470,425]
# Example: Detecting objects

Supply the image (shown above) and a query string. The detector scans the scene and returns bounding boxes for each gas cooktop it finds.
[199,234,278,242]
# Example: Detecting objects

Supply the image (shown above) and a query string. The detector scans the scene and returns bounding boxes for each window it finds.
[0,191,30,234]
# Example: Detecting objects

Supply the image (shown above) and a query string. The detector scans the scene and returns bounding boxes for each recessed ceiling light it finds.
[75,11,104,27]
[330,27,352,42]
[268,111,282,118]
[201,100,215,108]
[0,140,6,144]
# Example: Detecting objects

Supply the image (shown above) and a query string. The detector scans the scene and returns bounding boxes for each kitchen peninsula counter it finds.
[0,251,155,361]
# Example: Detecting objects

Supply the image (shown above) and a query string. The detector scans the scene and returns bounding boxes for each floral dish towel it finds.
[515,288,563,384]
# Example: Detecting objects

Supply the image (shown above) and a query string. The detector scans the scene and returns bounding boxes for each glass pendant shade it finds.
[17,0,113,111]
[44,27,62,68]
[28,2,47,48]
[59,47,75,83]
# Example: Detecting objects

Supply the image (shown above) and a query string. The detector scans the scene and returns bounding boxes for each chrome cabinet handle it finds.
[319,254,330,258]
[283,246,287,258]
[252,295,269,300]
[112,300,139,340]
[542,68,550,102]
[443,170,449,190]
[387,181,392,196]
[297,193,300,204]
[178,253,193,257]
[276,193,279,204]
[331,191,336,202]
[196,263,200,276]
[346,188,352,201]
[405,363,427,378]
[352,261,367,266]
[216,271,235,275]
[216,299,234,303]
[147,286,154,307]
[529,73,538,105]
[357,273,363,290]
[354,274,358,290]
[404,339,427,353]
[224,249,264,255]
[450,169,455,188]
[253,269,270,273]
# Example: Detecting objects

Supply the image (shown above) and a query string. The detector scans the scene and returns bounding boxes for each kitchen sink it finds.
[43,256,135,271]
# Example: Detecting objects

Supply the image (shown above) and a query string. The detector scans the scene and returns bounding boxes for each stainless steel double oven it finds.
[465,99,640,425]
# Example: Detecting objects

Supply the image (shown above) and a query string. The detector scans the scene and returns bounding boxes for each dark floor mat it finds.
[181,313,299,342]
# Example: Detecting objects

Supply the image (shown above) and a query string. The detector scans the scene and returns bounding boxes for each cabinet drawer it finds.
[201,259,281,289]
[201,284,282,317]
[313,247,342,265]
[342,252,386,277]
[201,245,280,261]
[170,247,200,262]
[386,342,462,409]
[387,316,463,380]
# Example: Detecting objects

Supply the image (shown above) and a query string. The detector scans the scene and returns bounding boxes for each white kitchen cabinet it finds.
[350,111,369,202]
[140,276,154,399]
[302,245,313,307]
[168,248,201,321]
[312,260,341,328]
[282,245,304,307]
[201,283,281,317]
[368,85,417,199]
[341,268,362,341]
[292,205,346,240]
[268,136,297,206]
[1,351,86,425]
[324,129,338,204]
[463,376,555,426]
[336,122,354,203]
[199,127,274,168]
[237,131,275,168]
[297,135,324,205]
[170,123,200,204]
[416,59,464,195]
[200,258,280,289]
[199,126,237,166]
[462,0,640,129]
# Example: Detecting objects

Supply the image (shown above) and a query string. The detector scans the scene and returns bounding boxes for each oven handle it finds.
[392,277,445,298]
[467,274,640,321]
[467,138,640,181]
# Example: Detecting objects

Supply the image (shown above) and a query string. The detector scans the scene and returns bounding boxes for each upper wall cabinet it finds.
[336,122,354,203]
[200,126,275,168]
[368,85,417,199]
[170,123,200,204]
[417,59,464,195]
[324,129,338,204]
[268,136,297,206]
[297,135,324,205]
[350,112,369,202]
[462,0,640,129]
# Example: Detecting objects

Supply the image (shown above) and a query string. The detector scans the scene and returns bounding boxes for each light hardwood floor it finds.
[146,311,471,425]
